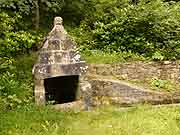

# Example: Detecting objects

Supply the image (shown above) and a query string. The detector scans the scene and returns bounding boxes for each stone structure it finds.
[33,17,91,107]
[89,79,180,106]
[33,17,180,109]
[86,63,180,106]
[88,61,180,82]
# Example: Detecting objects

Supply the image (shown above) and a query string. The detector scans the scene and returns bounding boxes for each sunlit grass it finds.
[1,105,180,135]
[82,50,146,64]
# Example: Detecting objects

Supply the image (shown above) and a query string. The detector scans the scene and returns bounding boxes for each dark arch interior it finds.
[44,75,79,104]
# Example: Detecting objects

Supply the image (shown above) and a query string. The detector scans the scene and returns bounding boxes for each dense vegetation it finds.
[1,1,180,133]
[74,0,180,60]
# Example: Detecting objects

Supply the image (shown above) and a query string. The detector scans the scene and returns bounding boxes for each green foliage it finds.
[0,12,16,36]
[0,12,41,74]
[0,71,32,96]
[0,0,96,29]
[0,53,36,111]
[0,71,33,111]
[0,57,14,72]
[60,0,96,25]
[0,0,34,15]
[1,31,41,55]
[0,0,64,17]
[150,77,175,91]
[76,0,180,60]
[0,12,40,111]
[0,12,41,56]
[152,51,164,61]
[0,94,33,111]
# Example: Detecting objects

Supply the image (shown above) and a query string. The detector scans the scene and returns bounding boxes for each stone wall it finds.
[87,61,180,82]
[51,61,180,109]
[86,61,180,106]
[89,79,180,106]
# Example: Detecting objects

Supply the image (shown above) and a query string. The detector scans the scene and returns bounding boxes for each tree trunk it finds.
[34,0,39,30]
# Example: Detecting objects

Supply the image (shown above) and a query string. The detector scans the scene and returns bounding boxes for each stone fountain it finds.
[33,17,91,109]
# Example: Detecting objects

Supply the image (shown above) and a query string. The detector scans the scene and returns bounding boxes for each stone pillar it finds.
[79,76,92,110]
[34,79,45,105]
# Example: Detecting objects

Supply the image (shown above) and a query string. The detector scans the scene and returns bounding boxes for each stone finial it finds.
[54,17,63,26]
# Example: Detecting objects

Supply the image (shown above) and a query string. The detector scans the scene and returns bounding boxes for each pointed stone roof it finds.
[33,17,87,79]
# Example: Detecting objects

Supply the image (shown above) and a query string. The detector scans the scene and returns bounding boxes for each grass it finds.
[1,51,180,135]
[82,50,146,64]
[1,105,180,135]
[125,77,180,92]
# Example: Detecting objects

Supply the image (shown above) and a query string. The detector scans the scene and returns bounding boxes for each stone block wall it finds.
[87,61,180,82]
[86,62,180,106]
[89,79,179,106]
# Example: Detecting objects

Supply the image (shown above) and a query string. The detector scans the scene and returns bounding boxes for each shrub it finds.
[1,31,41,55]
[0,71,33,111]
[0,12,40,110]
[76,0,180,60]
[0,12,41,71]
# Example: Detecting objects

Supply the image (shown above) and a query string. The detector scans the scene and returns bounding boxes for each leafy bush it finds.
[1,31,41,55]
[0,53,36,111]
[0,12,41,51]
[76,0,180,60]
[0,12,40,111]
[0,94,33,111]
[0,12,41,71]
[0,71,33,110]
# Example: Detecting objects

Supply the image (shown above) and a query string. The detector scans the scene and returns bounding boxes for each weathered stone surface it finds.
[86,63,180,106]
[33,17,180,109]
[89,79,178,106]
[34,63,87,80]
[33,17,90,107]
[88,61,180,82]
[33,17,87,78]
[52,100,84,111]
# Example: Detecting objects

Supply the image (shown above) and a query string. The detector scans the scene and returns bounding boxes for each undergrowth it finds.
[0,53,37,111]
